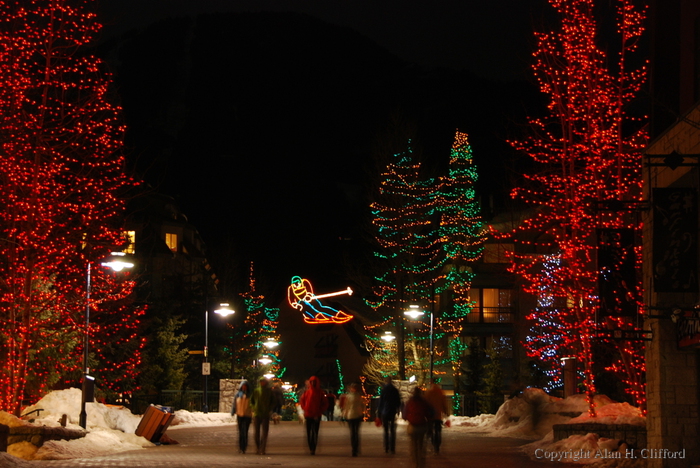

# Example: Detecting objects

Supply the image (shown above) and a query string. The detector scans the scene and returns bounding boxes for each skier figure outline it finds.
[287,276,353,324]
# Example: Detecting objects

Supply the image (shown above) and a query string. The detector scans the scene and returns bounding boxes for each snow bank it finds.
[3,388,152,462]
[0,411,29,428]
[450,388,615,439]
[0,388,236,463]
[0,452,35,468]
[33,427,151,460]
[567,402,645,427]
[448,388,646,466]
[170,409,235,427]
[23,388,142,433]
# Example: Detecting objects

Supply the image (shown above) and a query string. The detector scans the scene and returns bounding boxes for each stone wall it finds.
[642,103,700,468]
[0,423,84,452]
[645,317,700,468]
[219,379,244,415]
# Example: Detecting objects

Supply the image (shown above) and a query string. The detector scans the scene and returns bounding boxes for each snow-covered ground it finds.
[0,387,644,466]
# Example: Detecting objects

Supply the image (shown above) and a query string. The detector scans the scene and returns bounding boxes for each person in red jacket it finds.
[424,383,450,454]
[299,375,328,454]
[403,387,433,468]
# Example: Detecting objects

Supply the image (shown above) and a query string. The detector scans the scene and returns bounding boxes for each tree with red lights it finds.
[508,0,647,412]
[0,0,143,415]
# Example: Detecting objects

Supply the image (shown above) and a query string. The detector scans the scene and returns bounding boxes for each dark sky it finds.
[97,0,544,81]
[94,0,549,300]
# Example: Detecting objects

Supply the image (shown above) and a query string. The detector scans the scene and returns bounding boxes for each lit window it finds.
[123,231,136,254]
[468,288,514,323]
[165,233,178,252]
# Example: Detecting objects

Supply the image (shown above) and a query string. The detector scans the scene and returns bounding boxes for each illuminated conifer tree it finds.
[370,141,441,306]
[366,134,485,389]
[235,263,280,382]
[434,131,485,404]
[0,0,143,414]
[507,0,647,411]
[436,131,485,319]
[366,140,442,379]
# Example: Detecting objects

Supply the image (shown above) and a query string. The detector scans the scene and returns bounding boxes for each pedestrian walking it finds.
[272,383,284,424]
[340,383,366,456]
[250,377,276,455]
[325,391,337,421]
[377,377,401,454]
[424,383,449,454]
[231,380,252,454]
[299,375,328,454]
[403,387,432,468]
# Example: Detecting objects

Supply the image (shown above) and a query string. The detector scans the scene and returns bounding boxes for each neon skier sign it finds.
[287,276,353,324]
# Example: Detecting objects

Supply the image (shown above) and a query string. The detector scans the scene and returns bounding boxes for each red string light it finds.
[0,0,143,414]
[504,0,648,414]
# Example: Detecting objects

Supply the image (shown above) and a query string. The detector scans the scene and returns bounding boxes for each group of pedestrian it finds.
[231,378,279,455]
[231,375,449,465]
[299,376,369,456]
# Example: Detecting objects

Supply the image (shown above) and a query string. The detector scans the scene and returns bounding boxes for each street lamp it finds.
[262,337,279,349]
[403,304,435,384]
[381,331,396,342]
[203,303,235,413]
[256,338,279,379]
[259,355,273,365]
[80,252,134,429]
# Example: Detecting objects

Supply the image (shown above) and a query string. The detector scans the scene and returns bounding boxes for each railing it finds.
[466,307,514,323]
[130,390,220,415]
[449,394,503,416]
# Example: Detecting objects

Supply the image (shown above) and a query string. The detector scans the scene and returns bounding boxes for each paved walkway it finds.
[34,421,575,468]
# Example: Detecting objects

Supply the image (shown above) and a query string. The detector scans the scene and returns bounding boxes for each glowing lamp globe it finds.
[259,355,273,365]
[214,303,235,317]
[404,304,425,319]
[262,338,279,349]
[381,331,396,342]
[100,252,134,272]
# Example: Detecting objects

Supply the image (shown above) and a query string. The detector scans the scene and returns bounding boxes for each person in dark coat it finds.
[271,383,284,424]
[231,380,252,453]
[325,391,336,421]
[377,377,402,454]
[299,375,328,454]
[250,377,276,455]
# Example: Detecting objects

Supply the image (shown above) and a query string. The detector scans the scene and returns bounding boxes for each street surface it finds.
[36,421,576,468]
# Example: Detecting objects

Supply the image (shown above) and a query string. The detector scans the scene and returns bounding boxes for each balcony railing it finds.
[466,307,514,323]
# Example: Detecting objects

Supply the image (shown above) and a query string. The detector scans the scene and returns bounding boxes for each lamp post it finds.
[381,331,396,342]
[203,303,235,413]
[262,337,279,350]
[255,337,279,380]
[80,252,134,429]
[404,304,434,384]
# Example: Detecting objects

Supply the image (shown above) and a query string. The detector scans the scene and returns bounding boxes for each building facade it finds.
[643,1,700,466]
